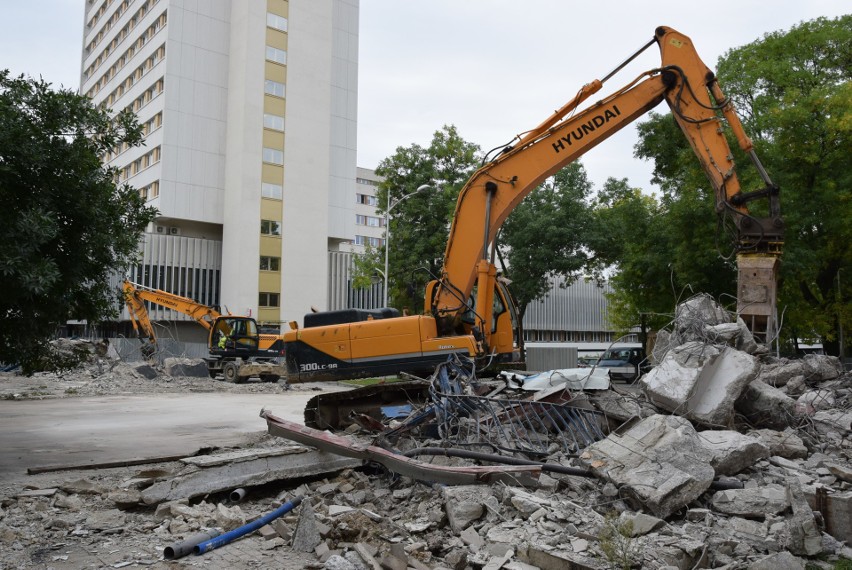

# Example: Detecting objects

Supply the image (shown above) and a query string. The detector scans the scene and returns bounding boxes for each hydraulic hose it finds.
[194,496,303,555]
[402,447,593,477]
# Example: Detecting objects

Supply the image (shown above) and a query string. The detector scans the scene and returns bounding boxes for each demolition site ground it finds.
[0,296,851,570]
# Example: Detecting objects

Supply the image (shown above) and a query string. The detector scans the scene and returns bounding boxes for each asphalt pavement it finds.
[0,389,346,480]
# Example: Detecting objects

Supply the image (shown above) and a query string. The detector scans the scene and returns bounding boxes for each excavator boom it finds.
[283,26,783,382]
[432,26,782,345]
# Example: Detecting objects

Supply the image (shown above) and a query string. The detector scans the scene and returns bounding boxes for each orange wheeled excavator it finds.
[123,281,286,383]
[284,26,783,382]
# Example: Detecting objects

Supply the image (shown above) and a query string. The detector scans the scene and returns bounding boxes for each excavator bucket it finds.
[736,254,780,345]
[139,339,157,360]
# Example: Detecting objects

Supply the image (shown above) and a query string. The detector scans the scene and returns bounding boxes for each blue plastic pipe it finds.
[194,496,303,555]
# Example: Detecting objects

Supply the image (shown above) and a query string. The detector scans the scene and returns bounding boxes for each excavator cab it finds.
[450,278,525,368]
[209,316,260,356]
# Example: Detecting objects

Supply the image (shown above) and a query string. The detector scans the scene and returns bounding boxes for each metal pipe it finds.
[229,488,247,503]
[164,530,220,560]
[194,496,303,555]
[402,447,593,477]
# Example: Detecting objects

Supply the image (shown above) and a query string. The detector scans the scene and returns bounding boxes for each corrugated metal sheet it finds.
[328,251,385,310]
[523,278,613,332]
[120,233,222,321]
[526,345,578,371]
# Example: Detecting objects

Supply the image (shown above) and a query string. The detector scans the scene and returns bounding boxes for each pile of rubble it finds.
[1,295,850,569]
[0,338,288,399]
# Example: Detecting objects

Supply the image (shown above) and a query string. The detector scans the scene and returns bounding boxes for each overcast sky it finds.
[2,1,847,193]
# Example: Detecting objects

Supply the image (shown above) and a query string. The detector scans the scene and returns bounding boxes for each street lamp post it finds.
[383,184,431,307]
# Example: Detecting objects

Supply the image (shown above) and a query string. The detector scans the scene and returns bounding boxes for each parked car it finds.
[595,347,650,382]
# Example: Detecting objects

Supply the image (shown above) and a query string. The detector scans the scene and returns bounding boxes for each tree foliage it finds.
[716,16,852,351]
[0,71,157,372]
[372,125,480,311]
[499,162,593,319]
[598,16,851,352]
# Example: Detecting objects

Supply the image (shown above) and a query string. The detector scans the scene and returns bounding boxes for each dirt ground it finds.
[0,355,351,570]
[1,337,851,570]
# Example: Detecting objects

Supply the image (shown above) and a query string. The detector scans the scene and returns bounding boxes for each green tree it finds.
[499,162,593,319]
[715,15,851,353]
[595,16,851,353]
[0,71,157,372]
[372,125,480,311]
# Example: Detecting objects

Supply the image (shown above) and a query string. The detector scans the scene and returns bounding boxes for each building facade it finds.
[81,0,359,332]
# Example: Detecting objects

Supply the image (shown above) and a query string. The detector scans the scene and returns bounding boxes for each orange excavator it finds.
[123,281,286,382]
[283,26,782,382]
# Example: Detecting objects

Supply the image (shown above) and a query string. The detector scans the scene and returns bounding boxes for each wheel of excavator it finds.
[222,362,240,383]
[260,374,279,383]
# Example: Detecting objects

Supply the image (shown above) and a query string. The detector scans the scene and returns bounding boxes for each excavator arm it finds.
[123,280,224,331]
[123,280,228,358]
[431,26,782,346]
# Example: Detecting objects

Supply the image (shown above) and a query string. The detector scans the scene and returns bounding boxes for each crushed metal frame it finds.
[261,410,542,487]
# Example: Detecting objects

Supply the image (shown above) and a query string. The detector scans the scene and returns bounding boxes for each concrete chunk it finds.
[442,486,492,533]
[141,449,359,504]
[696,430,769,476]
[812,409,852,435]
[735,380,797,430]
[748,429,808,460]
[292,501,322,553]
[710,484,790,518]
[641,344,757,426]
[580,415,715,519]
[747,552,805,570]
[785,480,822,556]
[163,357,208,378]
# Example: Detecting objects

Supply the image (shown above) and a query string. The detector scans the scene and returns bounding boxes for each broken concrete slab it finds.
[580,414,715,519]
[785,479,822,556]
[133,363,158,380]
[805,489,852,542]
[735,380,797,430]
[619,512,664,536]
[796,389,836,411]
[641,343,758,426]
[141,448,360,504]
[291,501,321,553]
[696,430,769,476]
[710,484,790,518]
[811,409,852,435]
[179,445,306,467]
[748,429,809,460]
[517,543,605,570]
[757,354,842,388]
[747,551,805,570]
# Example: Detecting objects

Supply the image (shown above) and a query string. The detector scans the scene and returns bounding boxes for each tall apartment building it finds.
[352,167,385,253]
[81,0,359,334]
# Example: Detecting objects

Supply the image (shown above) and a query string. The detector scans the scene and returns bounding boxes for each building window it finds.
[356,177,379,186]
[259,292,280,307]
[267,13,288,32]
[355,235,384,247]
[260,256,280,271]
[265,46,287,65]
[263,113,285,131]
[356,193,378,206]
[262,182,283,200]
[262,147,284,165]
[264,80,285,98]
[261,219,281,236]
[356,214,384,227]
